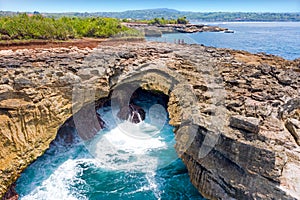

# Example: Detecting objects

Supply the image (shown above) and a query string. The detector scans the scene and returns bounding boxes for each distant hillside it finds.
[1,8,300,21]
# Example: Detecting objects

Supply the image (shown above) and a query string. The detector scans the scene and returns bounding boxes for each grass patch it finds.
[0,14,142,41]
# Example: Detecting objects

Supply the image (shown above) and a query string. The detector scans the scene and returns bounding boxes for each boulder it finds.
[230,115,261,133]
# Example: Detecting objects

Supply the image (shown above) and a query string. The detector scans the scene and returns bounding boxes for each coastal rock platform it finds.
[124,23,229,37]
[0,40,299,199]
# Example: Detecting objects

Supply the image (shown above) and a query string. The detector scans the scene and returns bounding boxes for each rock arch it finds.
[1,42,299,199]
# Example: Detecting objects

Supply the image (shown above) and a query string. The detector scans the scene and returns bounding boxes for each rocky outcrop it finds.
[1,183,18,200]
[285,118,300,145]
[123,23,229,36]
[0,41,299,199]
[143,28,163,37]
[229,115,261,134]
[117,104,146,123]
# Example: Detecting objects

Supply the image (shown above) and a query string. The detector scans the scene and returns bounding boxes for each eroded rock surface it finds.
[0,41,299,199]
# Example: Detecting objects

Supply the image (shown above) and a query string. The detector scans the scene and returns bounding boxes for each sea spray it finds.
[16,90,203,199]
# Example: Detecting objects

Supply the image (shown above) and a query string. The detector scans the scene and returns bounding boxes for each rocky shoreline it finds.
[0,41,299,199]
[123,22,230,37]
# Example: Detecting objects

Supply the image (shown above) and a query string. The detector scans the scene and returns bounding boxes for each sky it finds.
[0,0,300,13]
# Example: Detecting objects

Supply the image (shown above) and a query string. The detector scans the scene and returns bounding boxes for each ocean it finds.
[16,90,204,200]
[147,22,300,60]
[15,22,300,200]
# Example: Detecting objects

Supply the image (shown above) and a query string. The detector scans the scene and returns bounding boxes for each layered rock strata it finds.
[0,41,299,199]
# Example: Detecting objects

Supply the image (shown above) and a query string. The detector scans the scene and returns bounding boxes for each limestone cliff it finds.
[0,41,299,199]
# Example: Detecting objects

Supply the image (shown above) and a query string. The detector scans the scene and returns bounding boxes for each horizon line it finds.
[1,8,300,14]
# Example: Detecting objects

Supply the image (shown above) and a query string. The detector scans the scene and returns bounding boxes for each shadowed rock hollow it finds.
[0,41,299,199]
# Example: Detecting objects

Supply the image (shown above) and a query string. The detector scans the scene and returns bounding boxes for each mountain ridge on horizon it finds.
[1,8,300,21]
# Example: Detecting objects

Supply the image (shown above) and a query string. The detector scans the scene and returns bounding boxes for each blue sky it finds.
[0,0,299,13]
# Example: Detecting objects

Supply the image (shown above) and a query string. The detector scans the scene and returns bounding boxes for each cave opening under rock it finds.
[15,87,205,200]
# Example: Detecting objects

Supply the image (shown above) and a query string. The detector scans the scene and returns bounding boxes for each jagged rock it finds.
[2,183,18,200]
[276,69,298,85]
[230,115,261,133]
[14,76,32,87]
[0,84,13,93]
[260,64,272,75]
[279,98,300,119]
[0,77,9,84]
[57,72,81,86]
[285,118,300,145]
[118,51,137,59]
[0,42,299,200]
[77,68,94,80]
[117,104,146,123]
[277,73,292,85]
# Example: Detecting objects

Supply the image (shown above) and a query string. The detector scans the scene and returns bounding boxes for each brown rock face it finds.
[117,104,146,123]
[0,41,300,200]
[1,183,18,200]
[285,118,300,145]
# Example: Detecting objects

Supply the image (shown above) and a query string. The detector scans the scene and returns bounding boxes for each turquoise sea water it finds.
[147,22,300,60]
[16,91,204,200]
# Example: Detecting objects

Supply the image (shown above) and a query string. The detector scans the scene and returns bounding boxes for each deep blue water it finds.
[147,22,300,60]
[16,91,203,200]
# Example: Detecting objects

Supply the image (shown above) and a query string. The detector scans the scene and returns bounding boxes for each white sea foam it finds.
[105,122,166,153]
[20,159,92,200]
[20,104,176,198]
[125,172,161,200]
[88,121,168,172]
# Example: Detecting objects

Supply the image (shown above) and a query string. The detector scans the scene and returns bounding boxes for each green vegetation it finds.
[0,13,141,40]
[147,17,189,25]
[184,12,300,22]
[116,10,300,22]
[8,8,298,22]
[122,16,189,25]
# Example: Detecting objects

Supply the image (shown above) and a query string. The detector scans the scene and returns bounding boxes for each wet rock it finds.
[230,115,261,133]
[72,104,105,141]
[117,103,146,123]
[0,42,300,200]
[56,126,77,145]
[2,183,18,200]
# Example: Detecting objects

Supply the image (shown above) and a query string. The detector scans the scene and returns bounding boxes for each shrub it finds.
[0,14,141,40]
[147,17,189,25]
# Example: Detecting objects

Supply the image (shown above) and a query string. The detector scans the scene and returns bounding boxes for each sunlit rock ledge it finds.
[0,41,299,199]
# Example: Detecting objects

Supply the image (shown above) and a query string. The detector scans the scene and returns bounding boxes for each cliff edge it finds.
[0,41,299,199]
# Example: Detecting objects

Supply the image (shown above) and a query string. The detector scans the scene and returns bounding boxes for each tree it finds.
[177,16,188,24]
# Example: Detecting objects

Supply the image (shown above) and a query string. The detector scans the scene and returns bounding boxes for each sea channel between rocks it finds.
[0,41,300,199]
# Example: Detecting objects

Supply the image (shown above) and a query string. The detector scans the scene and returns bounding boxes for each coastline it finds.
[146,21,300,61]
[123,22,230,37]
[0,37,145,51]
[0,39,299,199]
